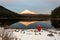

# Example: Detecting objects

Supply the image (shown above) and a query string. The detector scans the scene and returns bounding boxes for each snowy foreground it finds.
[0,28,60,40]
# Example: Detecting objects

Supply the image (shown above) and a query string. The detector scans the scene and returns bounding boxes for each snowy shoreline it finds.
[0,28,60,40]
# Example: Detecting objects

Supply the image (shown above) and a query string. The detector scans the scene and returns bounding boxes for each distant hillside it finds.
[0,5,21,26]
[0,5,20,19]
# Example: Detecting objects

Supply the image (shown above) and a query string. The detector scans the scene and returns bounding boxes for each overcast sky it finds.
[0,0,60,14]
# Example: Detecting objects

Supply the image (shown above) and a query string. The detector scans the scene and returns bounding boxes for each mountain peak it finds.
[19,9,36,14]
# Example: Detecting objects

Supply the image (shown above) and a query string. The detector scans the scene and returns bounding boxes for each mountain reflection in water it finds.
[9,21,53,29]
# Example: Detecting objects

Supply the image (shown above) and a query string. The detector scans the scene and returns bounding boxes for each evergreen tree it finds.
[51,6,60,28]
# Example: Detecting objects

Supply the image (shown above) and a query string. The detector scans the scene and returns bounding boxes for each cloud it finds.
[0,0,60,5]
[0,0,18,3]
[0,0,33,4]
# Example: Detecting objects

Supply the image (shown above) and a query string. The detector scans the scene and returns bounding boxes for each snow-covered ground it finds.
[1,28,60,40]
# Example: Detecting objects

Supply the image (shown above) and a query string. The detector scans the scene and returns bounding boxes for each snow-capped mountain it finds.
[19,9,36,14]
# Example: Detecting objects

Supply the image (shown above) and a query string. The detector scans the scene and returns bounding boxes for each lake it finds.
[9,20,54,29]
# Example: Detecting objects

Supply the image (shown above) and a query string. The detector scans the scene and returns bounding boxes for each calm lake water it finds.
[9,20,54,29]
